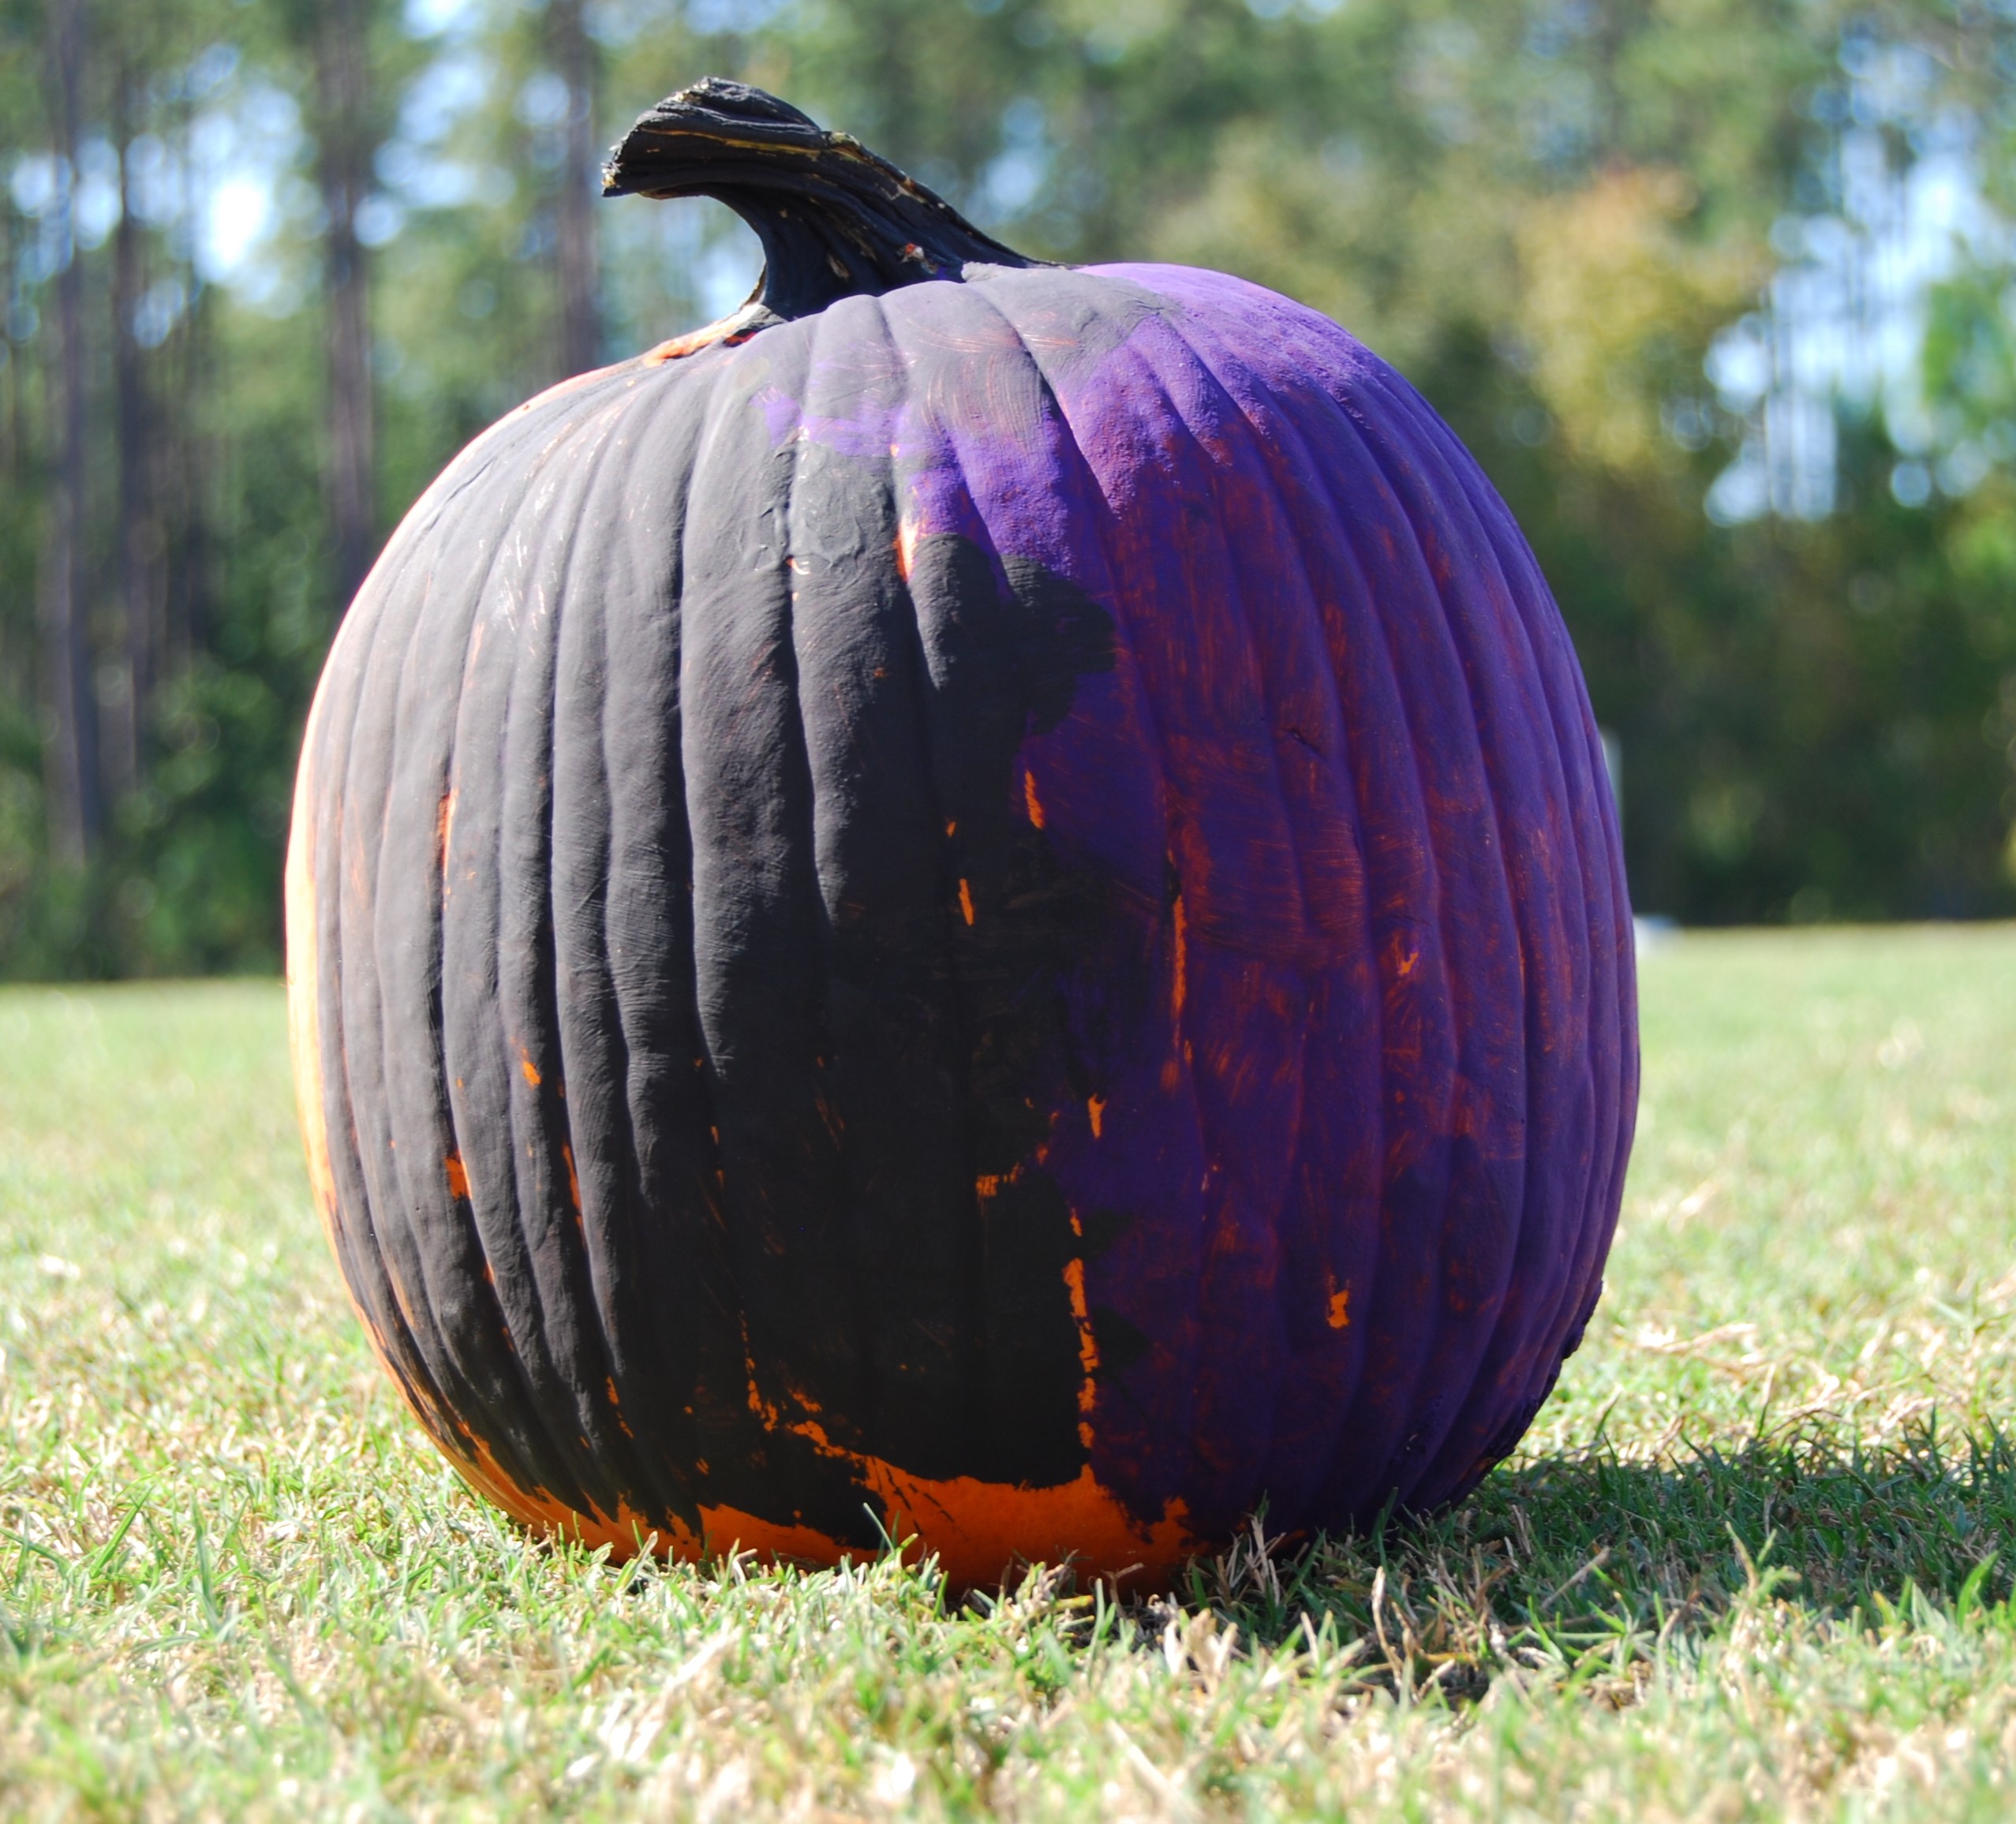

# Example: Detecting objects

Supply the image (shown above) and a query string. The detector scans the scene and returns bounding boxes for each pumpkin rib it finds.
[529,376,719,1535]
[1340,383,1568,1500]
[335,506,528,1486]
[683,320,881,1525]
[568,363,728,1528]
[301,544,476,1470]
[1241,335,1516,1516]
[1431,417,1633,1418]
[1093,306,1321,1521]
[412,433,613,1513]
[957,276,1214,1516]
[1359,364,1615,1437]
[1135,338,1391,1523]
[792,293,982,1471]
[773,299,888,1455]
[1359,354,1629,1495]
[435,400,664,1519]
[881,280,1121,1493]
[877,297,999,1474]
[1366,425,1589,1505]
[540,378,710,1530]
[1141,307,1460,1520]
[1279,390,1469,1516]
[1336,399,1557,1498]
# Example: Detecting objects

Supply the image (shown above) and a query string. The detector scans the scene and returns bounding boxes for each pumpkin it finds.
[285,79,1636,1587]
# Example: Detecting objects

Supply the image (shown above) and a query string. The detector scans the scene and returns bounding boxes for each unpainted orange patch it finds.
[520,1051,542,1088]
[432,1383,1199,1587]
[1024,770,1045,829]
[896,516,922,581]
[1172,891,1188,1018]
[958,879,975,926]
[641,317,758,364]
[436,787,458,899]
[445,1152,471,1202]
[1087,1095,1105,1139]
[1326,1285,1352,1330]
[561,1142,582,1212]
[284,676,338,1231]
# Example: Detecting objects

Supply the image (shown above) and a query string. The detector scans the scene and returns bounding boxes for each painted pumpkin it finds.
[286,80,1636,1587]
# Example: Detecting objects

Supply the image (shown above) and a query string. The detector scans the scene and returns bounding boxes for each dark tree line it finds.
[2,0,2016,975]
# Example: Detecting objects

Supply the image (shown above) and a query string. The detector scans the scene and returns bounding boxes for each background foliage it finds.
[4,0,2016,974]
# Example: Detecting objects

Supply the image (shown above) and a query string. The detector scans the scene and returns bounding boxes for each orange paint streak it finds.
[1327,1286,1352,1330]
[520,1052,542,1088]
[1024,770,1045,829]
[641,314,761,364]
[436,787,458,903]
[444,1152,471,1202]
[1063,1259,1098,1373]
[1172,893,1188,1018]
[896,516,921,581]
[1087,1095,1105,1139]
[605,1377,621,1407]
[561,1143,582,1212]
[958,879,975,925]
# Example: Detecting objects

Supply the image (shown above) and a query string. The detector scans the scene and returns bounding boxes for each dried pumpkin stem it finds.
[601,77,1045,324]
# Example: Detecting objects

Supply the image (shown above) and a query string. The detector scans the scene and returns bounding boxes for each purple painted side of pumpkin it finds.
[759,261,1636,1536]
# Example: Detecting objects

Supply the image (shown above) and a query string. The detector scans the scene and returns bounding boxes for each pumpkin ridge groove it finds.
[959,278,1216,1519]
[311,540,472,1464]
[1204,387,1392,1518]
[1419,398,1633,1422]
[1128,308,1417,1522]
[443,426,638,1516]
[1088,306,1403,1516]
[1093,310,1323,1519]
[413,508,571,1501]
[1360,376,1599,1498]
[1132,305,1416,1520]
[544,387,705,1530]
[342,521,534,1485]
[1355,424,1539,1500]
[874,305,984,1471]
[396,510,562,1489]
[499,394,678,1522]
[1306,398,1526,1509]
[780,299,889,1465]
[1235,373,1461,1519]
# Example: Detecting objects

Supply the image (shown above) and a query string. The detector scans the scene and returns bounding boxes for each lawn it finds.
[5,926,2016,1820]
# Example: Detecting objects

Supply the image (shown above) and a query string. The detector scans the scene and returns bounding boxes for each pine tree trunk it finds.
[317,0,376,611]
[110,58,154,798]
[551,0,599,378]
[41,0,102,865]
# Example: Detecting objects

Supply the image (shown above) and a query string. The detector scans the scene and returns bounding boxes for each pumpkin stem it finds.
[601,78,1045,326]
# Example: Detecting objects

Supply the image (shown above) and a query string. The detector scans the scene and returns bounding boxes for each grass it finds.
[5,926,2016,1819]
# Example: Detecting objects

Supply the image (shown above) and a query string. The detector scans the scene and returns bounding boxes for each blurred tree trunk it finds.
[110,54,155,798]
[41,0,102,864]
[550,0,599,377]
[317,0,376,610]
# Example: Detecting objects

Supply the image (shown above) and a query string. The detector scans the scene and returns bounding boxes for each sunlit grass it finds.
[5,929,2016,1818]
